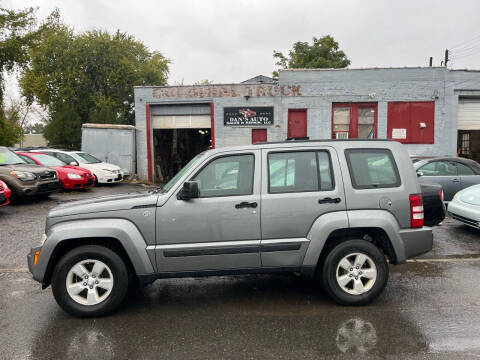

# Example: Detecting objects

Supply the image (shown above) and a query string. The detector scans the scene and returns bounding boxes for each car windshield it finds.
[0,149,26,166]
[75,152,102,164]
[31,154,66,167]
[162,154,202,192]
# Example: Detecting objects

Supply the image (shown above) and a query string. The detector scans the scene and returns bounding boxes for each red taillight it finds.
[438,189,444,202]
[409,193,424,228]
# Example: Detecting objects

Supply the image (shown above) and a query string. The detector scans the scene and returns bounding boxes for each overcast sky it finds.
[4,0,480,94]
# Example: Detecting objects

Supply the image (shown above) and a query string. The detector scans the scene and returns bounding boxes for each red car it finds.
[16,152,95,190]
[0,180,11,207]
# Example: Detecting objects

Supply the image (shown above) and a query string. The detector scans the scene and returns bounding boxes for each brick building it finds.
[134,67,480,182]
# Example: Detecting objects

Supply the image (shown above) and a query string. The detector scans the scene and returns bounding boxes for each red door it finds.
[252,129,267,144]
[288,109,307,139]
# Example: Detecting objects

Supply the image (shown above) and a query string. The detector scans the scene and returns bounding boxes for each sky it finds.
[3,0,480,98]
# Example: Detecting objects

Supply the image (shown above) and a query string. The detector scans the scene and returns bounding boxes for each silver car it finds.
[448,184,480,229]
[28,140,433,317]
[413,156,480,202]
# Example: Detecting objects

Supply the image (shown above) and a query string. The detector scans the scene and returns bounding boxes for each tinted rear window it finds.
[345,149,401,189]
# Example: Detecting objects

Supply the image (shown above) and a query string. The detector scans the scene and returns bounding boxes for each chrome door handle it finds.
[235,201,258,209]
[452,178,460,183]
[318,197,341,204]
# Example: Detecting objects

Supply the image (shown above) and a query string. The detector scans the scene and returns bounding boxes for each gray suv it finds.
[28,140,433,317]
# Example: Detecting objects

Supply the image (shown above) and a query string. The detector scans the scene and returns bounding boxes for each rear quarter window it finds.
[345,149,401,189]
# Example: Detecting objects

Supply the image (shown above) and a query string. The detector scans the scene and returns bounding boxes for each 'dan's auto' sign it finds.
[224,107,274,126]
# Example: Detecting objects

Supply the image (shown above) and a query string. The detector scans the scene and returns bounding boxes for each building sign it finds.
[152,84,301,99]
[224,107,274,126]
[392,128,407,139]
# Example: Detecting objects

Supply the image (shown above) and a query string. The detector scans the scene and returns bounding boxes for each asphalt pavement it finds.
[0,183,480,359]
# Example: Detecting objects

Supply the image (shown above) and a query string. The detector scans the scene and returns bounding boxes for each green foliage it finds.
[194,79,213,85]
[0,104,24,146]
[273,35,350,78]
[20,11,170,149]
[0,6,39,102]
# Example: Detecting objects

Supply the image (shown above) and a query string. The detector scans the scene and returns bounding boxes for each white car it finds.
[448,184,480,229]
[31,149,124,184]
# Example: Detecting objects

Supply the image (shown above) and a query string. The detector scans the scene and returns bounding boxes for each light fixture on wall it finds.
[433,90,440,99]
[244,95,250,101]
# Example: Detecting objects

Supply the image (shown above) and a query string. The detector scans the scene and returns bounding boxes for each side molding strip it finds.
[148,238,309,257]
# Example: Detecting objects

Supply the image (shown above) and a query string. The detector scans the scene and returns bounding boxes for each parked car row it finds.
[0,146,125,204]
[412,155,480,230]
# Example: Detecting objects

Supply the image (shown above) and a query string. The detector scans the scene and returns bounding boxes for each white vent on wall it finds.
[336,132,349,139]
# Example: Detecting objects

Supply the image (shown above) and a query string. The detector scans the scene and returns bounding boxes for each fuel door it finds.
[379,196,393,209]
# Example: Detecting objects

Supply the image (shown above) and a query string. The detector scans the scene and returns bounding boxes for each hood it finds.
[48,191,158,218]
[51,165,91,175]
[80,162,120,171]
[0,163,55,174]
[459,185,480,206]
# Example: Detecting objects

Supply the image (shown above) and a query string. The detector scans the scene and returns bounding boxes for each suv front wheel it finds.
[51,245,129,317]
[321,240,388,305]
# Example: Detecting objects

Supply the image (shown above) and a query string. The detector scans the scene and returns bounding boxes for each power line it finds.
[449,33,480,51]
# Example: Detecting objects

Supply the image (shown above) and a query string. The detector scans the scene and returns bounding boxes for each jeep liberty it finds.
[28,140,433,317]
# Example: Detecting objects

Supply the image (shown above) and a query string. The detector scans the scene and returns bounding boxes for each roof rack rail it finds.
[253,138,394,145]
[286,136,310,141]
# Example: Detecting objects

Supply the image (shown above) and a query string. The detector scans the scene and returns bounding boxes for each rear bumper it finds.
[400,227,433,259]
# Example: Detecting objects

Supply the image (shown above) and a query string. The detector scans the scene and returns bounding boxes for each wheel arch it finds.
[42,237,135,289]
[35,218,155,288]
[302,210,406,276]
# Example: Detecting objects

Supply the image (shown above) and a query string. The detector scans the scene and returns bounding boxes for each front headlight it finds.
[10,170,36,181]
[67,173,82,179]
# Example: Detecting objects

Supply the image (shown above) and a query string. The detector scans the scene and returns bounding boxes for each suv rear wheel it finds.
[51,245,129,317]
[321,240,388,305]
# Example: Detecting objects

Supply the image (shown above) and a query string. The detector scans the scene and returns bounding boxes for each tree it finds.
[0,6,40,145]
[20,11,170,149]
[0,103,24,146]
[273,35,350,78]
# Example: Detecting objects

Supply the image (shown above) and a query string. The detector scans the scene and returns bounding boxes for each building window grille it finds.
[461,133,470,155]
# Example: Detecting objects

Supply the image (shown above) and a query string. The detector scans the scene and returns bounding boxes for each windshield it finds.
[162,155,202,192]
[31,154,66,167]
[0,149,26,166]
[75,152,102,164]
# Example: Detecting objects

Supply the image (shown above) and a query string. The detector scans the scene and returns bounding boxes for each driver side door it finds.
[155,150,261,273]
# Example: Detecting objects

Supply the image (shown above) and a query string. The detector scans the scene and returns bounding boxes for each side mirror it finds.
[416,171,424,177]
[177,181,199,200]
[70,161,79,166]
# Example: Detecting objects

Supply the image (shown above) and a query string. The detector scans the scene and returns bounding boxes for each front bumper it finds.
[448,200,480,229]
[400,227,433,259]
[27,245,44,284]
[97,172,124,183]
[61,177,95,190]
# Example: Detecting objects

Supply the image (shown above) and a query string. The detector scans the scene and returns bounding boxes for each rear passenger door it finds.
[260,146,346,268]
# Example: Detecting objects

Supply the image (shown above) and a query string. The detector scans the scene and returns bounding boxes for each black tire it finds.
[321,240,388,306]
[51,245,129,317]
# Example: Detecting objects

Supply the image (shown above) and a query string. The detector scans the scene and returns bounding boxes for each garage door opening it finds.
[153,129,211,184]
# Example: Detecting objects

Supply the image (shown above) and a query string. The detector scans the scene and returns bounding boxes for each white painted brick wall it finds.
[134,68,480,180]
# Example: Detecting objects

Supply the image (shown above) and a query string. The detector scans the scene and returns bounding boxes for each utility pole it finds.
[444,49,449,67]
[429,57,433,67]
